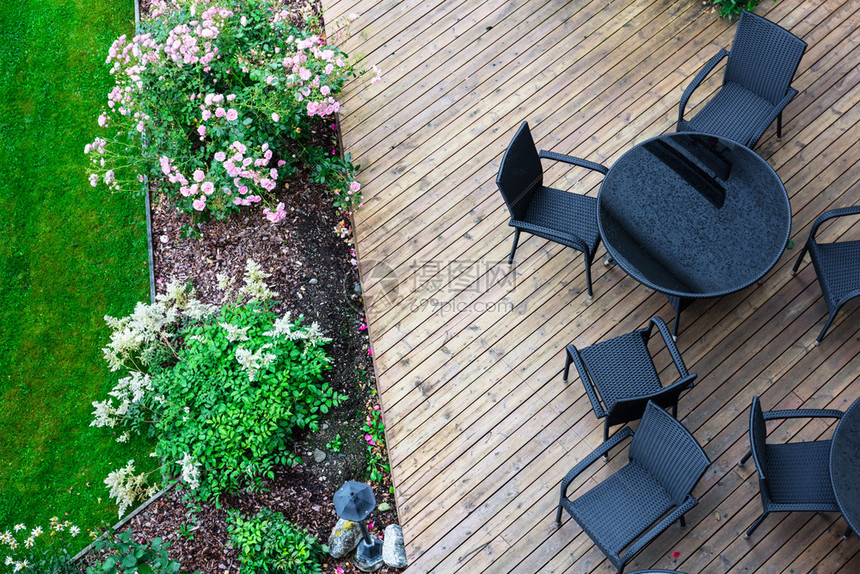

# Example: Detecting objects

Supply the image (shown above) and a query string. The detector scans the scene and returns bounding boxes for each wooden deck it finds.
[323,0,860,571]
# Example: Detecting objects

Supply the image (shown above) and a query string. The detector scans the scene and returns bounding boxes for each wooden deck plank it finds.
[325,0,860,570]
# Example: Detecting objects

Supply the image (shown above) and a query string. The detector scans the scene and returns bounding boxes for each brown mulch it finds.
[121,174,399,574]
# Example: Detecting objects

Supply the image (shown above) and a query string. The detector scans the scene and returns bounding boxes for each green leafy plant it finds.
[91,260,348,513]
[86,529,195,574]
[710,0,774,19]
[86,0,371,222]
[227,509,323,574]
[0,518,81,573]
[326,434,343,453]
[362,404,390,483]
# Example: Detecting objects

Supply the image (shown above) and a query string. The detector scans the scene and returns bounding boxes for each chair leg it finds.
[843,526,853,540]
[672,310,681,341]
[745,512,768,538]
[602,421,610,461]
[679,515,686,528]
[507,229,520,265]
[583,252,593,299]
[791,243,809,275]
[671,402,678,419]
[816,313,837,346]
[739,450,752,466]
[556,499,563,526]
[777,112,783,139]
[563,348,572,382]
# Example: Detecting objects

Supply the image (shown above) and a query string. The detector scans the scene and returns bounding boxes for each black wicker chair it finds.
[738,396,843,538]
[677,10,806,149]
[563,316,696,454]
[556,401,710,574]
[791,206,860,344]
[496,121,605,297]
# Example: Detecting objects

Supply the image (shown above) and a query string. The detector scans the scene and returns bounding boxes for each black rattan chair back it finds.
[630,402,710,506]
[496,121,542,221]
[725,11,807,106]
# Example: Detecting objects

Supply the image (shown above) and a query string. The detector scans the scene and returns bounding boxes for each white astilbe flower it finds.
[188,334,208,344]
[155,279,193,308]
[104,460,149,518]
[304,321,331,345]
[103,300,179,371]
[116,432,130,443]
[239,259,277,302]
[219,322,250,342]
[217,272,236,303]
[183,298,218,320]
[91,400,118,428]
[110,371,153,404]
[262,312,293,337]
[235,345,277,381]
[178,452,201,490]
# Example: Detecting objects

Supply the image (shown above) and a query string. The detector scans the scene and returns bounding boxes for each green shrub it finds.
[92,260,347,513]
[86,529,195,574]
[227,509,322,574]
[86,0,369,222]
[709,0,774,19]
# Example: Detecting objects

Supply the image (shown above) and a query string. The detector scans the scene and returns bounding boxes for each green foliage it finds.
[152,303,345,503]
[93,267,348,509]
[227,509,322,574]
[0,0,152,539]
[86,0,365,221]
[86,530,195,574]
[710,0,775,19]
[362,406,390,483]
[326,434,343,453]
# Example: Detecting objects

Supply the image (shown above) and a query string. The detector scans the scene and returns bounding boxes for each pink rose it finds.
[215,107,226,118]
[271,113,280,122]
[350,181,361,193]
[225,109,238,121]
[201,181,215,195]
[214,151,226,162]
[201,109,211,121]
[193,170,205,182]
[192,198,206,211]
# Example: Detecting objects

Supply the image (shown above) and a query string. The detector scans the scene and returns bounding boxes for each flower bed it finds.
[2,0,396,572]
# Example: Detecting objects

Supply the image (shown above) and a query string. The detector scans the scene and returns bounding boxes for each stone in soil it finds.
[328,518,361,559]
[382,524,408,568]
[313,448,326,463]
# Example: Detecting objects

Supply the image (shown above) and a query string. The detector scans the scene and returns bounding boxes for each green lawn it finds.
[0,0,154,539]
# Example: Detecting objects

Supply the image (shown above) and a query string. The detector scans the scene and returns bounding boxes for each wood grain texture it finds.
[325,0,860,570]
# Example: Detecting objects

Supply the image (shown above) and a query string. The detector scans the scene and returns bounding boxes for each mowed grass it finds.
[0,0,155,537]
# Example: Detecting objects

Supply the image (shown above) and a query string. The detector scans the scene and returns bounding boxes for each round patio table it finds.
[597,132,791,337]
[830,396,860,536]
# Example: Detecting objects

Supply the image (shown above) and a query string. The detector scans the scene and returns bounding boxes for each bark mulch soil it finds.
[107,169,398,574]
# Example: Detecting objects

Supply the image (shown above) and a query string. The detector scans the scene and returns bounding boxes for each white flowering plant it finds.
[92,260,347,513]
[0,518,81,573]
[85,0,372,223]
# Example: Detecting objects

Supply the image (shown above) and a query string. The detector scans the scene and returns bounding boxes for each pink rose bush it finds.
[85,0,372,221]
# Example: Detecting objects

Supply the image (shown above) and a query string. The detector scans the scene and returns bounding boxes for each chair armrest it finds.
[646,316,691,378]
[763,408,843,421]
[808,206,860,242]
[679,48,729,123]
[567,344,606,419]
[745,88,797,148]
[538,150,609,175]
[619,495,698,569]
[509,219,589,254]
[559,427,634,498]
